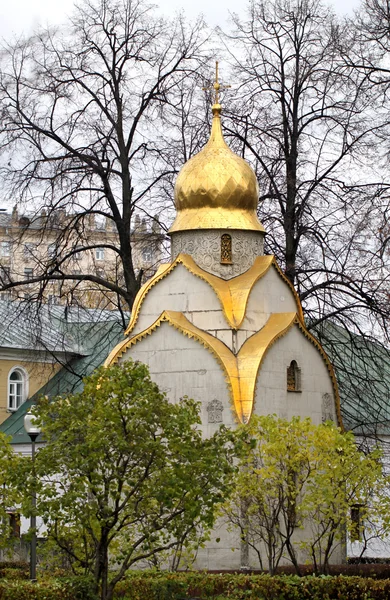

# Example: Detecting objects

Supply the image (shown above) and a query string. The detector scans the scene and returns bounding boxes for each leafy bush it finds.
[0,575,97,599]
[275,563,390,579]
[0,568,28,580]
[4,572,390,599]
[0,563,28,571]
[114,572,390,600]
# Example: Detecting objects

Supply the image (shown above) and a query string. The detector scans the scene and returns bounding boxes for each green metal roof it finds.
[313,321,390,437]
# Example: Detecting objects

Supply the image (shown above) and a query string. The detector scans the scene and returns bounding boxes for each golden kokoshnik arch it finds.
[124,253,305,335]
[106,310,342,427]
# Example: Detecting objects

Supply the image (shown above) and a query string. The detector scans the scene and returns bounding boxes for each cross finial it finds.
[203,61,231,106]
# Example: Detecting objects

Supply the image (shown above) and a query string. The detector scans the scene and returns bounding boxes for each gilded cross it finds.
[203,61,231,104]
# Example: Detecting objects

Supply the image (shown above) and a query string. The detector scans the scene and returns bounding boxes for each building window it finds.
[0,292,12,301]
[0,266,10,281]
[142,246,153,262]
[8,367,28,411]
[350,505,364,542]
[221,234,233,264]
[95,248,105,260]
[23,243,37,258]
[287,360,301,392]
[24,268,34,281]
[47,243,57,259]
[0,241,10,257]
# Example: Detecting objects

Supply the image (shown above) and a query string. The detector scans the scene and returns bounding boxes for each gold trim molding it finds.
[106,310,341,427]
[124,253,305,335]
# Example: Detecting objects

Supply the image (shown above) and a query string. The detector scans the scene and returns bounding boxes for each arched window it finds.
[287,360,301,392]
[8,368,28,411]
[220,234,233,264]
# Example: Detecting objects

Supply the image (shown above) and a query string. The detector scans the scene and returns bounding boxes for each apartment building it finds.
[0,206,165,309]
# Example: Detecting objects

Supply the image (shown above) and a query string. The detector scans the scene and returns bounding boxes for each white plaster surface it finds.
[131,265,231,341]
[117,249,342,568]
[254,325,336,424]
[118,323,235,431]
[130,262,302,355]
[241,267,298,334]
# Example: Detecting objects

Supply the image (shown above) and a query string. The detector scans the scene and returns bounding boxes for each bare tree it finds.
[0,0,210,314]
[222,0,390,436]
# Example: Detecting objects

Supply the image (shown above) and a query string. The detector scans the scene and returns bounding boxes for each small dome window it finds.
[287,360,301,392]
[220,234,233,264]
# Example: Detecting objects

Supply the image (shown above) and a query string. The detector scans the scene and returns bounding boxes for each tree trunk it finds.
[94,532,109,600]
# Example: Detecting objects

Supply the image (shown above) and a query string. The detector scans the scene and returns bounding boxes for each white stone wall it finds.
[243,267,297,326]
[254,325,336,425]
[170,230,264,279]
[118,323,235,432]
[118,320,243,568]
[130,263,298,354]
[131,265,228,339]
[117,249,343,569]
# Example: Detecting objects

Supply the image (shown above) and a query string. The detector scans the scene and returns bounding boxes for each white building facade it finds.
[106,98,342,568]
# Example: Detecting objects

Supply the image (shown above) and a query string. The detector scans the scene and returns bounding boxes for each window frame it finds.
[95,247,105,261]
[24,267,34,281]
[141,246,153,262]
[23,243,37,258]
[0,241,11,257]
[350,504,364,542]
[220,234,233,264]
[47,243,57,259]
[7,367,29,412]
[287,360,302,392]
[0,265,10,280]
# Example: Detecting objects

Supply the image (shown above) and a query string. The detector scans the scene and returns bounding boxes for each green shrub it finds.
[4,573,390,600]
[0,568,28,580]
[0,575,97,600]
[0,562,28,571]
[114,572,390,600]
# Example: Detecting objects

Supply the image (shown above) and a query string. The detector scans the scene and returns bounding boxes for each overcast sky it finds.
[0,0,361,40]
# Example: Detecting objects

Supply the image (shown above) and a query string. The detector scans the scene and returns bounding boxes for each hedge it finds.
[0,563,28,571]
[0,576,97,600]
[275,564,390,579]
[3,573,390,599]
[114,572,390,599]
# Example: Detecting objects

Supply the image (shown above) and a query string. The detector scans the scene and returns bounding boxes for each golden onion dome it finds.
[169,103,264,234]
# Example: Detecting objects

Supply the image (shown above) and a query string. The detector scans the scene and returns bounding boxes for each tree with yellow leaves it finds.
[225,415,384,574]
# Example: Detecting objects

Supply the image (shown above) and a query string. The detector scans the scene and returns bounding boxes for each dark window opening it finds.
[287,360,301,392]
[351,505,364,542]
[221,234,233,264]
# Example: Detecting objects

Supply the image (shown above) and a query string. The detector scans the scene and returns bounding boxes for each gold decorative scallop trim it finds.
[108,309,339,425]
[237,312,298,422]
[106,310,240,420]
[124,253,304,336]
[271,260,305,324]
[125,262,171,335]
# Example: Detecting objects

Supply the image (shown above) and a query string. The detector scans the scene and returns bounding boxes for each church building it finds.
[105,73,342,568]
